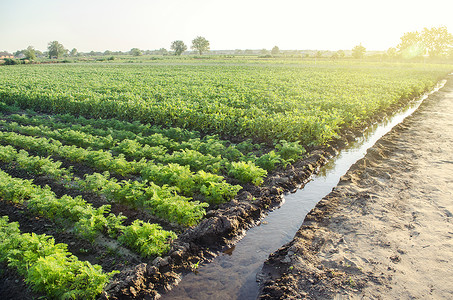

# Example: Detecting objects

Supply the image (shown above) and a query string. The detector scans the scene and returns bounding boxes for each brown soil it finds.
[0,263,43,300]
[258,77,453,299]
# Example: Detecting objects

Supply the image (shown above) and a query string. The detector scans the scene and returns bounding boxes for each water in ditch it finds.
[162,81,446,300]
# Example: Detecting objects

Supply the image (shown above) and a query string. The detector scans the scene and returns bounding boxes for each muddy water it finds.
[161,81,446,300]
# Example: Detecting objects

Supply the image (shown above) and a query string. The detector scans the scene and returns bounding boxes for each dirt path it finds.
[258,76,453,299]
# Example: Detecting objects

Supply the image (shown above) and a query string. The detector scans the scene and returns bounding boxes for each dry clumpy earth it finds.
[258,78,453,299]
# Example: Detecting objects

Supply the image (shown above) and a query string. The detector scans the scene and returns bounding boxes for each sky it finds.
[1,0,453,53]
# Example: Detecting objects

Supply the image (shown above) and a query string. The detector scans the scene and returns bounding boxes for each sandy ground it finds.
[258,77,453,299]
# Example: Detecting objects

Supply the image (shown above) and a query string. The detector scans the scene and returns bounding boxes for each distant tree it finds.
[271,46,280,55]
[396,31,426,59]
[260,49,269,55]
[70,48,78,57]
[399,31,420,49]
[449,48,453,60]
[171,40,187,56]
[130,48,142,56]
[234,49,243,55]
[14,50,24,57]
[331,52,339,60]
[24,46,36,60]
[396,27,453,59]
[337,50,345,58]
[104,50,113,56]
[315,50,324,58]
[352,44,366,59]
[191,36,210,55]
[47,41,66,59]
[244,49,254,55]
[156,48,168,55]
[387,47,397,58]
[35,49,43,57]
[421,26,453,58]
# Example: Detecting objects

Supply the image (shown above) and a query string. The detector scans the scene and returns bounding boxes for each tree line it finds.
[7,26,453,62]
[354,26,453,60]
[13,36,210,60]
[392,26,453,59]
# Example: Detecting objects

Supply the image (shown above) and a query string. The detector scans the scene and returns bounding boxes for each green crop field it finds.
[0,58,451,298]
[1,60,451,145]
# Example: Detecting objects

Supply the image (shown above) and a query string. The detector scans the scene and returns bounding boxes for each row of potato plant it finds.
[6,112,248,159]
[0,120,227,174]
[0,144,72,180]
[0,130,246,200]
[0,216,115,299]
[0,126,274,196]
[0,144,209,225]
[2,110,305,172]
[0,169,176,256]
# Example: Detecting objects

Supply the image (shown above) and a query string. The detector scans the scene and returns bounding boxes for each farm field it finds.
[2,60,452,145]
[0,59,452,299]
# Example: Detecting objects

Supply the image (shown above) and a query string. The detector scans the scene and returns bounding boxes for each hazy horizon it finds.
[2,0,453,53]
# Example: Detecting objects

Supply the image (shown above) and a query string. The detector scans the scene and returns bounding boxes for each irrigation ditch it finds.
[102,80,447,300]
